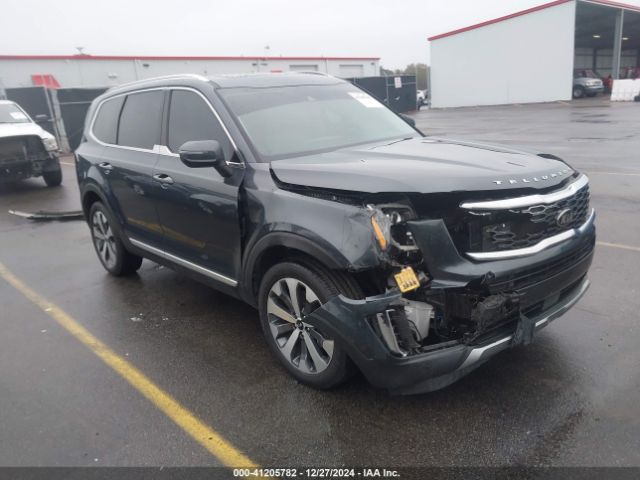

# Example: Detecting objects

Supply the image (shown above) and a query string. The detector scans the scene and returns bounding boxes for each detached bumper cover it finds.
[309,276,589,394]
[306,211,595,394]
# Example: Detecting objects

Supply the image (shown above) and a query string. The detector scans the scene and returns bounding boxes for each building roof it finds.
[428,0,640,41]
[0,54,380,61]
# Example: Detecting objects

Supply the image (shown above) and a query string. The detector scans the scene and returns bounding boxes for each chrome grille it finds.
[485,184,590,251]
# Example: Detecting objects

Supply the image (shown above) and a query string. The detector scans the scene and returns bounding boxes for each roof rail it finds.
[108,73,210,92]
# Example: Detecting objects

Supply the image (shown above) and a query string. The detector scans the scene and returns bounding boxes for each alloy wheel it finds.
[92,210,117,269]
[266,277,334,374]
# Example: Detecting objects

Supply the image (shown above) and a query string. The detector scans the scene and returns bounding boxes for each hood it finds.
[0,122,50,140]
[270,137,574,194]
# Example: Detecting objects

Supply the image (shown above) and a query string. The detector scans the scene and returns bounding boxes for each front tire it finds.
[89,202,142,276]
[573,86,586,99]
[258,261,360,389]
[43,168,62,187]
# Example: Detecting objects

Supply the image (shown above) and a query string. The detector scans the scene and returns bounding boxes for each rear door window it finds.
[117,90,164,150]
[166,90,231,157]
[92,96,125,144]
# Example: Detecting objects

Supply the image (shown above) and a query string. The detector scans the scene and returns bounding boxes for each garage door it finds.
[290,64,319,72]
[339,64,364,77]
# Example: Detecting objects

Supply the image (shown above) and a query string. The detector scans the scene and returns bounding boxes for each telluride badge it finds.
[493,169,571,185]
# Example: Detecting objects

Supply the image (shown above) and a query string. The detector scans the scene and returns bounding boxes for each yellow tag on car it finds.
[394,267,420,293]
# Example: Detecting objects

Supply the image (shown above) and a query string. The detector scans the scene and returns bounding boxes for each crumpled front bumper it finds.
[307,276,589,394]
[306,210,595,394]
[0,153,59,183]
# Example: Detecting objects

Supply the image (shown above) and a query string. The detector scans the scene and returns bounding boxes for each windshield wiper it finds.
[369,137,416,149]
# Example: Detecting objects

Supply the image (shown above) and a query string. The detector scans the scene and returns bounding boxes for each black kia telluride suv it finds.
[76,73,595,394]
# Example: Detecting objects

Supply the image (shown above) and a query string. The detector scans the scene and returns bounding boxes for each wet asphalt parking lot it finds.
[0,98,639,469]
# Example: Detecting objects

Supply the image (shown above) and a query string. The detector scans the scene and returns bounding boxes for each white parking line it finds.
[586,171,640,177]
[597,241,640,253]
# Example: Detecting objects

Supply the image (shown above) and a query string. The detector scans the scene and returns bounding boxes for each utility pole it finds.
[260,45,270,72]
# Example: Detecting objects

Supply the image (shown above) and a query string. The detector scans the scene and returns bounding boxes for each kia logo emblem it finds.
[556,208,574,227]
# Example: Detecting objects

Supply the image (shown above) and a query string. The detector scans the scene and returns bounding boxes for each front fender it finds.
[238,166,384,304]
[242,230,349,282]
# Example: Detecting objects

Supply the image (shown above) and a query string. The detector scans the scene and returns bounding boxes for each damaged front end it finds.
[0,135,52,183]
[306,273,589,394]
[285,181,595,394]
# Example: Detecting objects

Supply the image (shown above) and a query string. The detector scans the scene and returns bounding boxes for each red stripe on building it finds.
[0,55,380,61]
[428,0,640,42]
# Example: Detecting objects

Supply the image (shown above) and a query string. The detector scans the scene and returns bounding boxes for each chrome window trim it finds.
[129,237,238,287]
[466,208,595,261]
[460,175,589,210]
[89,87,167,154]
[154,144,178,157]
[89,86,244,167]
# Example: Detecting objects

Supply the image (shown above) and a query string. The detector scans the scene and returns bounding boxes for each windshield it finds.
[219,83,418,160]
[0,103,31,124]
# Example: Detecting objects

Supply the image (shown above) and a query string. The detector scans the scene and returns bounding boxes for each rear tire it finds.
[89,201,142,276]
[43,168,62,187]
[258,261,361,389]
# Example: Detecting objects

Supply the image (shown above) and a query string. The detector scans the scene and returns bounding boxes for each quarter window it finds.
[167,90,231,156]
[92,96,125,144]
[117,90,164,150]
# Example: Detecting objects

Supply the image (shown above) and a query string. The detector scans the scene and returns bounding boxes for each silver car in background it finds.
[573,69,605,99]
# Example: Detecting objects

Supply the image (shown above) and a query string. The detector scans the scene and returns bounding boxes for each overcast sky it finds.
[3,0,640,69]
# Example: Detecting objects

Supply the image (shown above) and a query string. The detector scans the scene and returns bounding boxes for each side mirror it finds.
[400,113,416,127]
[178,140,232,177]
[34,114,49,123]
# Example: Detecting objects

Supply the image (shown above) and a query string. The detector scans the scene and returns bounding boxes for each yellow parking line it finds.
[597,241,640,253]
[0,261,258,469]
[60,161,75,166]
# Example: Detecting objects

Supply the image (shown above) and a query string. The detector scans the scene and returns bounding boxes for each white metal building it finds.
[428,0,640,108]
[0,55,380,88]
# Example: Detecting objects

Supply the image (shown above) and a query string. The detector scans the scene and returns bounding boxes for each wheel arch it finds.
[81,184,108,221]
[241,232,352,306]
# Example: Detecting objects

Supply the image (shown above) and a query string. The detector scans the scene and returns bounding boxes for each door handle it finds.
[98,162,113,172]
[152,173,174,186]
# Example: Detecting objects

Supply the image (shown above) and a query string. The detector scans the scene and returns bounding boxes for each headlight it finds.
[370,208,392,250]
[42,136,58,152]
[368,204,418,252]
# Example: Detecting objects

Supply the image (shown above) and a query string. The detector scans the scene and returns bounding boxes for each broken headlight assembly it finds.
[367,203,441,356]
[371,298,445,357]
[368,203,422,265]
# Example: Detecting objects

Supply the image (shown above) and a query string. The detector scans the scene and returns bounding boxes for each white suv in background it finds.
[0,100,62,186]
